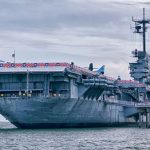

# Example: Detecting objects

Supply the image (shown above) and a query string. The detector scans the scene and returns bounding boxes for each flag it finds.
[12,53,15,58]
[12,50,16,64]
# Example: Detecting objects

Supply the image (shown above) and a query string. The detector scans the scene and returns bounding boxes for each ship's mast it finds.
[143,8,146,52]
[132,8,150,53]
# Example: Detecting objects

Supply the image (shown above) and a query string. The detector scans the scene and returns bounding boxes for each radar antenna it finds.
[132,8,150,53]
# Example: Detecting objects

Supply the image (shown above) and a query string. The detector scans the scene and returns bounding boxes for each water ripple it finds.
[0,123,150,150]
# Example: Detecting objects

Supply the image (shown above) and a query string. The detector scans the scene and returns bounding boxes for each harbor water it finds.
[0,122,150,150]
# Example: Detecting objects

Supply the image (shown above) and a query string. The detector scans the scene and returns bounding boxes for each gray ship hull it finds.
[0,97,128,128]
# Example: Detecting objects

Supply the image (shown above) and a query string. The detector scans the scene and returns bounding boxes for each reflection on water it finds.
[0,122,150,150]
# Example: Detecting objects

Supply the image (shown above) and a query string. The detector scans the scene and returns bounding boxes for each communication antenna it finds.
[132,8,150,53]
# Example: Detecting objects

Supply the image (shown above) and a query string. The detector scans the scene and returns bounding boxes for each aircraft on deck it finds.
[88,63,105,74]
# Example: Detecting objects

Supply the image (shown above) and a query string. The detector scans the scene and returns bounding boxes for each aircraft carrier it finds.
[0,9,149,128]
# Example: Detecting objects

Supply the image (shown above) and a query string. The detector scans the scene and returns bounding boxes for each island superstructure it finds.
[130,8,150,98]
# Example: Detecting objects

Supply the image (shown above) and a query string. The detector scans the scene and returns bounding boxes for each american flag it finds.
[12,53,15,58]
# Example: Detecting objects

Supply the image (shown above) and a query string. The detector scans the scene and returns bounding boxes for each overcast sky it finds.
[0,0,150,78]
[0,0,150,121]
